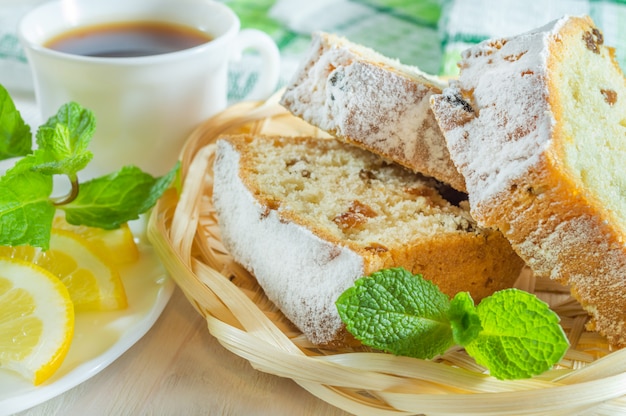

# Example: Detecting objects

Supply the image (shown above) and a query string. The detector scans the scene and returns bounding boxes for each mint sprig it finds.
[0,84,179,249]
[336,268,569,380]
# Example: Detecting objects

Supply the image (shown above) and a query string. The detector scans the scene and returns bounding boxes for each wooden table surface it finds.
[14,286,350,416]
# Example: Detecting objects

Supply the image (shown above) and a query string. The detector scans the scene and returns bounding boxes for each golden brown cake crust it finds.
[355,231,524,302]
[485,156,626,347]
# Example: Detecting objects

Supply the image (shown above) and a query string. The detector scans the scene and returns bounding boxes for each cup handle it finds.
[230,29,280,101]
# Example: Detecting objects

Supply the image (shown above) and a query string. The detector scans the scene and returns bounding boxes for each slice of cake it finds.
[212,134,524,345]
[280,32,467,192]
[430,15,626,347]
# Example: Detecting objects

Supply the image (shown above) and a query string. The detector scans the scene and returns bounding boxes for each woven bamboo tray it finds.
[147,92,626,416]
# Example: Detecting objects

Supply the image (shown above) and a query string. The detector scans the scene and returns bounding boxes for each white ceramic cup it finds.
[18,0,280,177]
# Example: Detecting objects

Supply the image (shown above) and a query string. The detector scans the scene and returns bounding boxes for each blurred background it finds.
[2,0,625,101]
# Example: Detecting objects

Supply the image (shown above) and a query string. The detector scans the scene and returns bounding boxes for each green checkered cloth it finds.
[437,0,626,76]
[224,0,626,101]
[1,0,625,101]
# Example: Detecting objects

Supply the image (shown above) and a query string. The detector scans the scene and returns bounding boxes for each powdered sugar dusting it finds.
[433,18,570,209]
[328,62,428,150]
[516,213,626,346]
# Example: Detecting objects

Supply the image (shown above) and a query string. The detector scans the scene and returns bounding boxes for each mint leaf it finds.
[0,85,32,160]
[38,101,94,155]
[336,267,454,359]
[464,288,569,380]
[0,170,55,249]
[33,102,94,176]
[61,163,179,229]
[448,292,482,346]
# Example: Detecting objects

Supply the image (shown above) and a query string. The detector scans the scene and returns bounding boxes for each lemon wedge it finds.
[0,257,74,385]
[52,216,140,265]
[0,229,127,312]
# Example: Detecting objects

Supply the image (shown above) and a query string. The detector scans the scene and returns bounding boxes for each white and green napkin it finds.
[1,0,624,102]
[226,0,626,100]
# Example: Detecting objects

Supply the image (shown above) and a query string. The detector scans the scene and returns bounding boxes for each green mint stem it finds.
[52,175,79,206]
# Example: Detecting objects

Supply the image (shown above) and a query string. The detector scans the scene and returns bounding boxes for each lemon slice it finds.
[0,229,127,312]
[0,257,74,385]
[52,216,140,265]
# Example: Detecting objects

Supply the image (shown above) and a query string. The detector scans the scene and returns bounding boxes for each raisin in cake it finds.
[280,32,467,192]
[212,134,524,345]
[430,15,626,347]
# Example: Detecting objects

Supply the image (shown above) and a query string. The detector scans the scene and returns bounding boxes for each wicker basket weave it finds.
[147,92,626,416]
